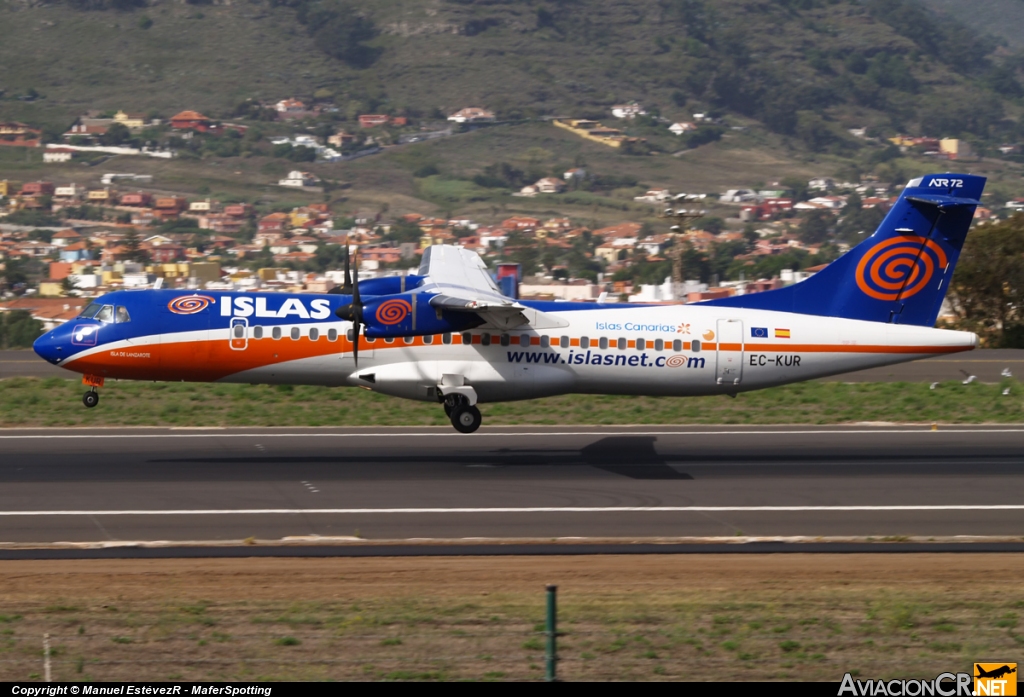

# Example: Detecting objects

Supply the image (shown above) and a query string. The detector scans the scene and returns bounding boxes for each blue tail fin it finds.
[703,173,985,326]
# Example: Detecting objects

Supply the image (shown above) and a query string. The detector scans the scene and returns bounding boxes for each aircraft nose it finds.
[33,327,67,365]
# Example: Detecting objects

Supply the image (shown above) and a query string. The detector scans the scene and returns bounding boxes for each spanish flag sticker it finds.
[775,328,791,339]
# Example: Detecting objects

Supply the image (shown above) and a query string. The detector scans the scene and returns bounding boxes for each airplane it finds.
[975,665,1017,680]
[33,172,984,433]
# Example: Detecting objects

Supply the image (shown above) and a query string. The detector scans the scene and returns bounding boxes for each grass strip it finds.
[1,377,1023,427]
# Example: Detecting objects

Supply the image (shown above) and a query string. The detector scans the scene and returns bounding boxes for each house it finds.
[534,178,566,194]
[169,110,212,132]
[278,171,319,188]
[669,122,696,135]
[119,192,152,207]
[447,108,496,124]
[223,203,251,218]
[720,189,758,203]
[258,212,289,235]
[634,189,671,203]
[275,98,306,113]
[113,111,147,129]
[808,177,835,191]
[189,199,213,213]
[51,230,82,248]
[611,103,646,119]
[53,184,83,202]
[43,148,75,163]
[0,180,19,197]
[358,114,390,128]
[62,122,110,142]
[0,122,42,147]
[20,181,55,196]
[593,222,643,241]
[501,216,541,231]
[14,240,56,258]
[328,131,356,147]
[149,244,185,263]
[563,168,587,182]
[939,138,973,160]
[59,241,92,263]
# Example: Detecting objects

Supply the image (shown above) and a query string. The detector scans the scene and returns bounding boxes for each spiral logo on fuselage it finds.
[375,298,412,325]
[167,295,214,315]
[665,355,688,368]
[855,236,948,302]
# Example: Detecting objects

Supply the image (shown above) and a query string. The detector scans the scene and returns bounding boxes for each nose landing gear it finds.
[83,390,99,408]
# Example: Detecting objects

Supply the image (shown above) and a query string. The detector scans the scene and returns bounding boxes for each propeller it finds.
[340,237,354,294]
[335,248,363,366]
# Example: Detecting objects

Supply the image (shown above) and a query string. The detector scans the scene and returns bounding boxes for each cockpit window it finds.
[94,305,114,323]
[115,306,130,324]
[80,303,102,319]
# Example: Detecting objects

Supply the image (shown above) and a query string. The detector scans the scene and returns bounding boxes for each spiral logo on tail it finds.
[855,236,948,302]
[375,298,412,326]
[167,295,214,315]
[665,355,688,368]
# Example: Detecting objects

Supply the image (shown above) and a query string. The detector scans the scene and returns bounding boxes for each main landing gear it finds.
[83,389,99,408]
[442,394,482,434]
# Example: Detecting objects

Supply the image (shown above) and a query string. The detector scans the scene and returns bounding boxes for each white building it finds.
[668,122,696,135]
[278,171,320,188]
[611,103,646,119]
[43,148,75,163]
[448,108,496,124]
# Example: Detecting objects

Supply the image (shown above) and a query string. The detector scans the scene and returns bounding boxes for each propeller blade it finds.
[351,247,360,367]
[352,319,360,367]
[342,238,353,293]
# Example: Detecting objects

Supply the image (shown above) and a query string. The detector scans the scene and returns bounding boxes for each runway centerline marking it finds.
[3,428,1024,439]
[1,506,1023,516]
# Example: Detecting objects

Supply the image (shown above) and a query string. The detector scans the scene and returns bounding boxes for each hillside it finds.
[1,0,1022,152]
[921,0,1024,50]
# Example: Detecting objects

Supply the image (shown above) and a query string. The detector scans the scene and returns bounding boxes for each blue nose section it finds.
[33,325,70,365]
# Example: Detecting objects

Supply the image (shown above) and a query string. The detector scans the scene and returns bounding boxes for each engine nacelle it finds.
[362,292,483,338]
[357,274,425,297]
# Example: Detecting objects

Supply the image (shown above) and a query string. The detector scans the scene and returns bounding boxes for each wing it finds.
[418,245,566,330]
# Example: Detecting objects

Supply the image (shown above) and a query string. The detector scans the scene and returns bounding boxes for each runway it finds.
[3,349,1023,382]
[1,426,1022,545]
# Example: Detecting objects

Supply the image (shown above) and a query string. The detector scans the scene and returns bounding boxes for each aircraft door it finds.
[715,319,744,385]
[229,317,248,350]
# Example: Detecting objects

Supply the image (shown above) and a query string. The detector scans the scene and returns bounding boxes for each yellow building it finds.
[0,180,18,197]
[189,262,221,285]
[38,280,65,297]
[87,188,111,202]
[939,138,974,160]
[113,111,146,129]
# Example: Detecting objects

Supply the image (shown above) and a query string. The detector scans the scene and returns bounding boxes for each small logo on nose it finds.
[72,324,99,346]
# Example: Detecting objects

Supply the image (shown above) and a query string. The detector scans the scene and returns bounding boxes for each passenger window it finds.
[367,337,377,344]
[541,335,550,348]
[347,328,355,341]
[599,337,608,349]
[272,327,282,340]
[424,335,434,345]
[500,334,510,347]
[309,328,319,341]
[560,336,569,348]
[404,336,414,345]
[673,339,682,352]
[253,326,264,340]
[519,335,530,348]
[443,333,452,345]
[617,338,626,350]
[115,306,130,324]
[290,327,300,341]
[636,338,646,350]
[233,324,245,339]
[481,334,491,346]
[692,340,701,352]
[327,328,337,342]
[654,339,664,351]
[384,337,394,344]
[95,305,114,323]
[80,303,101,319]
[581,336,590,348]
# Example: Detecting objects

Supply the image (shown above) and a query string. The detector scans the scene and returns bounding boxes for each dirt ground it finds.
[0,554,1021,681]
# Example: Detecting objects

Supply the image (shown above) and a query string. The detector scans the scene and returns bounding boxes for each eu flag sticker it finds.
[751,327,768,338]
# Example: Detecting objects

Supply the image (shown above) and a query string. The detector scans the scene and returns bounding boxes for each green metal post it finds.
[545,584,558,682]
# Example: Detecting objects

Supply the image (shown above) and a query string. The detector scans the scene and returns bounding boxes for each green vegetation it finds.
[1,377,1023,427]
[0,312,44,349]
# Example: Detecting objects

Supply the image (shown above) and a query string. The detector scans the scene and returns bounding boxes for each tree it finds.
[948,215,1024,347]
[1,311,44,348]
[800,210,832,245]
[102,122,131,146]
[122,228,149,263]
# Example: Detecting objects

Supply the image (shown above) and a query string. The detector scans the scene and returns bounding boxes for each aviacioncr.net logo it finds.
[854,235,948,302]
[840,672,973,696]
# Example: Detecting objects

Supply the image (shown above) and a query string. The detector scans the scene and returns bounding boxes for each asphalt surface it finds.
[1,426,1023,544]
[4,349,1023,382]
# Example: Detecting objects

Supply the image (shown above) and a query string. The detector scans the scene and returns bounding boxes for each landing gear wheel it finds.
[83,391,99,408]
[450,404,482,434]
